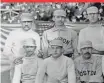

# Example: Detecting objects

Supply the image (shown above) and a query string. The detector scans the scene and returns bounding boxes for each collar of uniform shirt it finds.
[50,54,64,61]
[23,54,37,60]
[52,26,67,32]
[88,22,102,28]
[80,56,93,64]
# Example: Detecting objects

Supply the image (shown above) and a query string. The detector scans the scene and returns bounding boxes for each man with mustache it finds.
[78,6,104,55]
[74,41,103,83]
[1,12,40,81]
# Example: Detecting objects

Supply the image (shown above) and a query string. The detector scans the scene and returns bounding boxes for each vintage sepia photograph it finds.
[0,2,104,83]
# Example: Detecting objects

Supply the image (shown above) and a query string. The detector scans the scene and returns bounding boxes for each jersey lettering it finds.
[54,37,70,45]
[78,70,96,76]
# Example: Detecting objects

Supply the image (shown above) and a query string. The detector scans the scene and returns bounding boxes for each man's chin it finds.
[52,55,60,59]
[23,27,31,31]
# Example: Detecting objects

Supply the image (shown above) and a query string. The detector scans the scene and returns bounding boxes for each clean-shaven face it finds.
[51,45,63,59]
[53,15,66,26]
[87,12,99,23]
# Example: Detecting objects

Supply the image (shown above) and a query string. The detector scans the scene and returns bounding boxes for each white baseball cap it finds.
[22,38,36,46]
[87,6,99,14]
[20,13,34,21]
[80,41,92,49]
[50,39,63,47]
[53,9,66,17]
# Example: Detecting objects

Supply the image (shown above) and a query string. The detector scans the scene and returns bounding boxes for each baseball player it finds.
[12,38,43,83]
[35,39,76,83]
[78,6,104,55]
[75,41,103,83]
[42,9,78,59]
[2,12,40,62]
[2,12,40,80]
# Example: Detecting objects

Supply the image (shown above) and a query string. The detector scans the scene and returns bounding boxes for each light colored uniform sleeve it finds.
[3,31,15,57]
[74,59,80,83]
[12,64,22,83]
[35,60,47,83]
[102,56,104,75]
[72,30,78,52]
[42,31,49,58]
[63,30,78,58]
[93,26,104,51]
[89,57,103,82]
[35,32,41,52]
[78,30,86,53]
[68,59,76,83]
[71,30,78,58]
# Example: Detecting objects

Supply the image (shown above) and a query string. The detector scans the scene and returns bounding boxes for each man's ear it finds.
[52,16,55,21]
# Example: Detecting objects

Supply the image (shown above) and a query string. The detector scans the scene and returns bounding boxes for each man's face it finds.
[21,21,33,31]
[87,12,99,23]
[51,45,63,58]
[53,15,66,26]
[23,45,36,57]
[81,47,92,60]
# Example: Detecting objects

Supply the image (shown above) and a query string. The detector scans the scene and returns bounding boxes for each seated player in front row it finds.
[35,39,76,83]
[74,41,103,83]
[12,38,43,83]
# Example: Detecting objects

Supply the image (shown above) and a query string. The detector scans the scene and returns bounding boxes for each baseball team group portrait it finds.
[0,2,104,83]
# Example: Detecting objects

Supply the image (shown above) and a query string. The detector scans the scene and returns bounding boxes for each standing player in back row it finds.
[78,6,104,55]
[42,9,78,59]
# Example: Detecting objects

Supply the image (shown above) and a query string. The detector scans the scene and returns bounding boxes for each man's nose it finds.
[59,17,62,20]
[25,22,28,25]
[53,48,57,52]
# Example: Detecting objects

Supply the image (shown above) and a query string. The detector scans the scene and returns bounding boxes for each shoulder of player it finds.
[63,56,74,63]
[9,28,21,34]
[79,26,89,32]
[44,27,54,33]
[32,31,40,36]
[7,29,21,38]
[43,57,52,63]
[66,27,77,35]
[74,56,82,63]
[36,57,44,62]
[91,55,102,62]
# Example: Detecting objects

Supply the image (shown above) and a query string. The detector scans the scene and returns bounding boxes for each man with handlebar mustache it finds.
[74,41,103,83]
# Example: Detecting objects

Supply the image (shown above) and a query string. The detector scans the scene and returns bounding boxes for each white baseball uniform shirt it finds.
[42,26,78,58]
[74,55,103,83]
[3,28,40,59]
[12,56,43,83]
[35,55,76,83]
[78,24,104,53]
